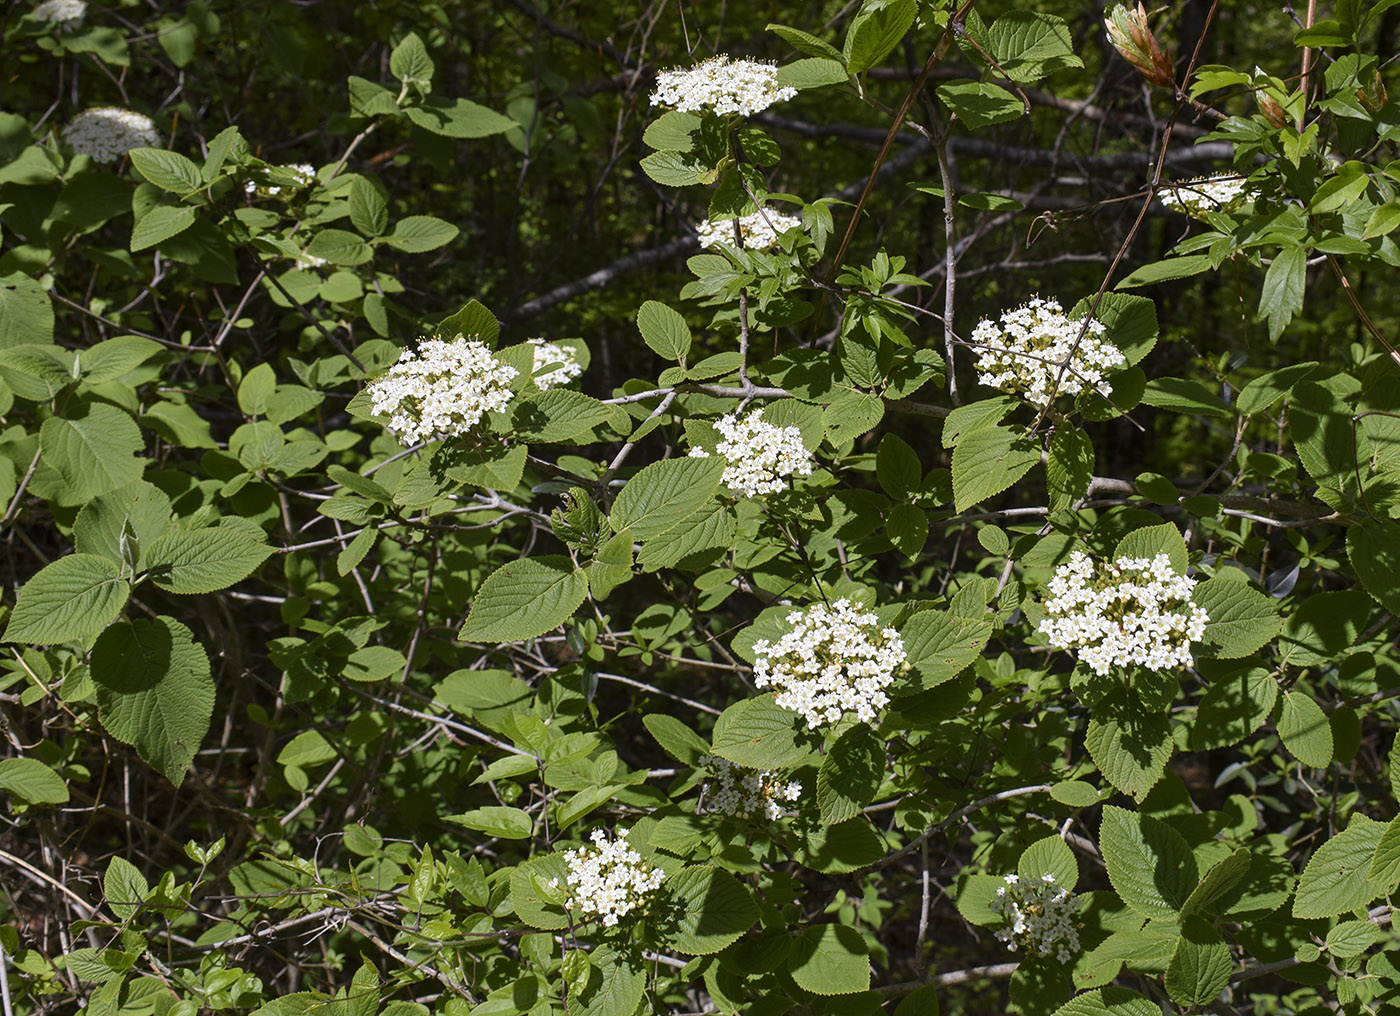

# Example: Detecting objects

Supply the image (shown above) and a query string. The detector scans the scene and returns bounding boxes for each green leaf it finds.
[78,335,161,384]
[775,57,850,90]
[1258,243,1307,341]
[660,866,758,955]
[817,723,883,825]
[951,425,1039,512]
[1326,920,1381,958]
[1362,202,1400,239]
[1140,376,1232,417]
[1370,816,1400,886]
[709,695,807,769]
[1193,576,1282,658]
[876,433,921,500]
[1181,848,1252,919]
[459,556,588,643]
[1277,691,1333,767]
[1279,589,1371,667]
[103,856,148,922]
[1047,428,1093,511]
[127,148,201,193]
[642,110,702,152]
[1164,916,1232,1007]
[610,456,724,540]
[91,616,214,786]
[512,389,611,443]
[384,215,458,253]
[3,554,129,645]
[404,97,515,138]
[39,403,147,506]
[767,23,843,61]
[1236,361,1319,415]
[305,229,373,266]
[886,503,928,559]
[987,10,1083,83]
[389,32,433,89]
[636,300,692,362]
[145,528,273,594]
[1050,988,1160,1016]
[433,298,498,345]
[510,853,568,930]
[1116,255,1213,289]
[637,503,735,572]
[130,205,196,252]
[575,946,646,1016]
[1098,805,1198,921]
[0,758,69,805]
[1349,521,1400,617]
[276,730,336,767]
[1050,781,1099,807]
[941,396,1017,448]
[899,609,992,689]
[72,481,172,569]
[936,80,1025,130]
[1086,702,1173,801]
[639,150,713,187]
[1293,815,1388,918]
[823,392,884,445]
[1018,834,1077,890]
[643,714,710,766]
[0,272,54,348]
[443,443,525,491]
[1113,521,1188,573]
[1191,667,1277,749]
[343,646,405,682]
[787,924,870,995]
[844,0,916,74]
[348,178,387,236]
[446,806,533,839]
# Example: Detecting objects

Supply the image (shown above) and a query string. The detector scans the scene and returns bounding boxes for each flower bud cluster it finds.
[527,338,583,390]
[989,873,1081,963]
[753,598,908,729]
[32,0,86,29]
[696,209,803,251]
[1159,175,1253,217]
[688,408,813,499]
[971,297,1125,407]
[651,55,797,117]
[1039,551,1209,676]
[62,108,160,163]
[550,829,664,928]
[1105,3,1174,88]
[366,336,517,446]
[699,754,801,821]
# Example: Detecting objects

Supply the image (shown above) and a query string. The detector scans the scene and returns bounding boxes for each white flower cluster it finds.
[699,754,802,821]
[989,874,1081,964]
[972,298,1126,407]
[696,209,803,250]
[753,598,907,729]
[32,0,86,28]
[651,55,797,117]
[527,338,583,390]
[365,336,517,446]
[1159,175,1253,217]
[550,829,664,928]
[688,408,812,498]
[245,163,316,197]
[1039,551,1209,676]
[61,108,160,164]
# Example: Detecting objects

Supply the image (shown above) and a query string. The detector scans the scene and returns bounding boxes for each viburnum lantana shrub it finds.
[2,1,1400,1015]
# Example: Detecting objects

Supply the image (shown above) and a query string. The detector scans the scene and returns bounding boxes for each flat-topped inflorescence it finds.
[62,108,160,163]
[365,336,517,446]
[688,407,812,498]
[700,754,802,821]
[1039,550,1209,676]
[753,598,908,729]
[549,828,664,928]
[526,338,584,390]
[989,873,1081,964]
[696,209,803,250]
[971,297,1125,407]
[651,55,797,117]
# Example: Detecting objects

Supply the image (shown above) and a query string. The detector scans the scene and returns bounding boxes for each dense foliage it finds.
[3,1,1400,1014]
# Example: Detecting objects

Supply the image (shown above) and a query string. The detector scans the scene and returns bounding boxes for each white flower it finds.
[61,108,160,164]
[560,828,664,928]
[971,297,1126,407]
[526,338,583,390]
[1158,174,1253,217]
[651,55,797,117]
[1038,551,1209,676]
[753,598,908,729]
[988,873,1081,964]
[365,335,517,446]
[32,0,86,28]
[689,407,812,499]
[699,754,801,821]
[696,208,803,251]
[245,164,317,198]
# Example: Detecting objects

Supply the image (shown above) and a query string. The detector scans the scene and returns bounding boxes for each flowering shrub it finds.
[1,3,1398,1015]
